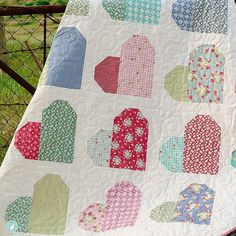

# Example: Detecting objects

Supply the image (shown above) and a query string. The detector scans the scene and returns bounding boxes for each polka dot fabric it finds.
[14,122,41,160]
[192,0,228,34]
[183,115,221,175]
[39,100,77,163]
[171,0,228,34]
[87,129,112,167]
[159,137,184,173]
[5,197,32,233]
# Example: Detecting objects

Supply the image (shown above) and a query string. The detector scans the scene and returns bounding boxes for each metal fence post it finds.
[0,16,7,63]
[0,5,66,164]
[43,13,47,65]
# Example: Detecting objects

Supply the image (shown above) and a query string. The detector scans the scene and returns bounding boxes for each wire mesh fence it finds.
[0,6,65,164]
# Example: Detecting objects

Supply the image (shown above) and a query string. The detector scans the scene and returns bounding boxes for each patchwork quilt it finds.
[1,0,236,235]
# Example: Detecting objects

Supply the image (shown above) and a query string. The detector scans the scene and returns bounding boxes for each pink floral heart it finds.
[79,181,142,232]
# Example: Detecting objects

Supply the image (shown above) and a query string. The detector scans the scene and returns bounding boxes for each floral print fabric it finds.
[164,44,225,104]
[110,108,149,171]
[150,184,215,225]
[79,204,105,232]
[188,45,225,104]
[79,181,142,232]
[174,184,215,225]
[87,108,149,171]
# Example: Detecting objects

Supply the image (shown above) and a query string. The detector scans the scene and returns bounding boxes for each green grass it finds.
[0,13,61,164]
[0,49,39,163]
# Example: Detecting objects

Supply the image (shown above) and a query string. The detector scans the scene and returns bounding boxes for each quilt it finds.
[1,0,236,235]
